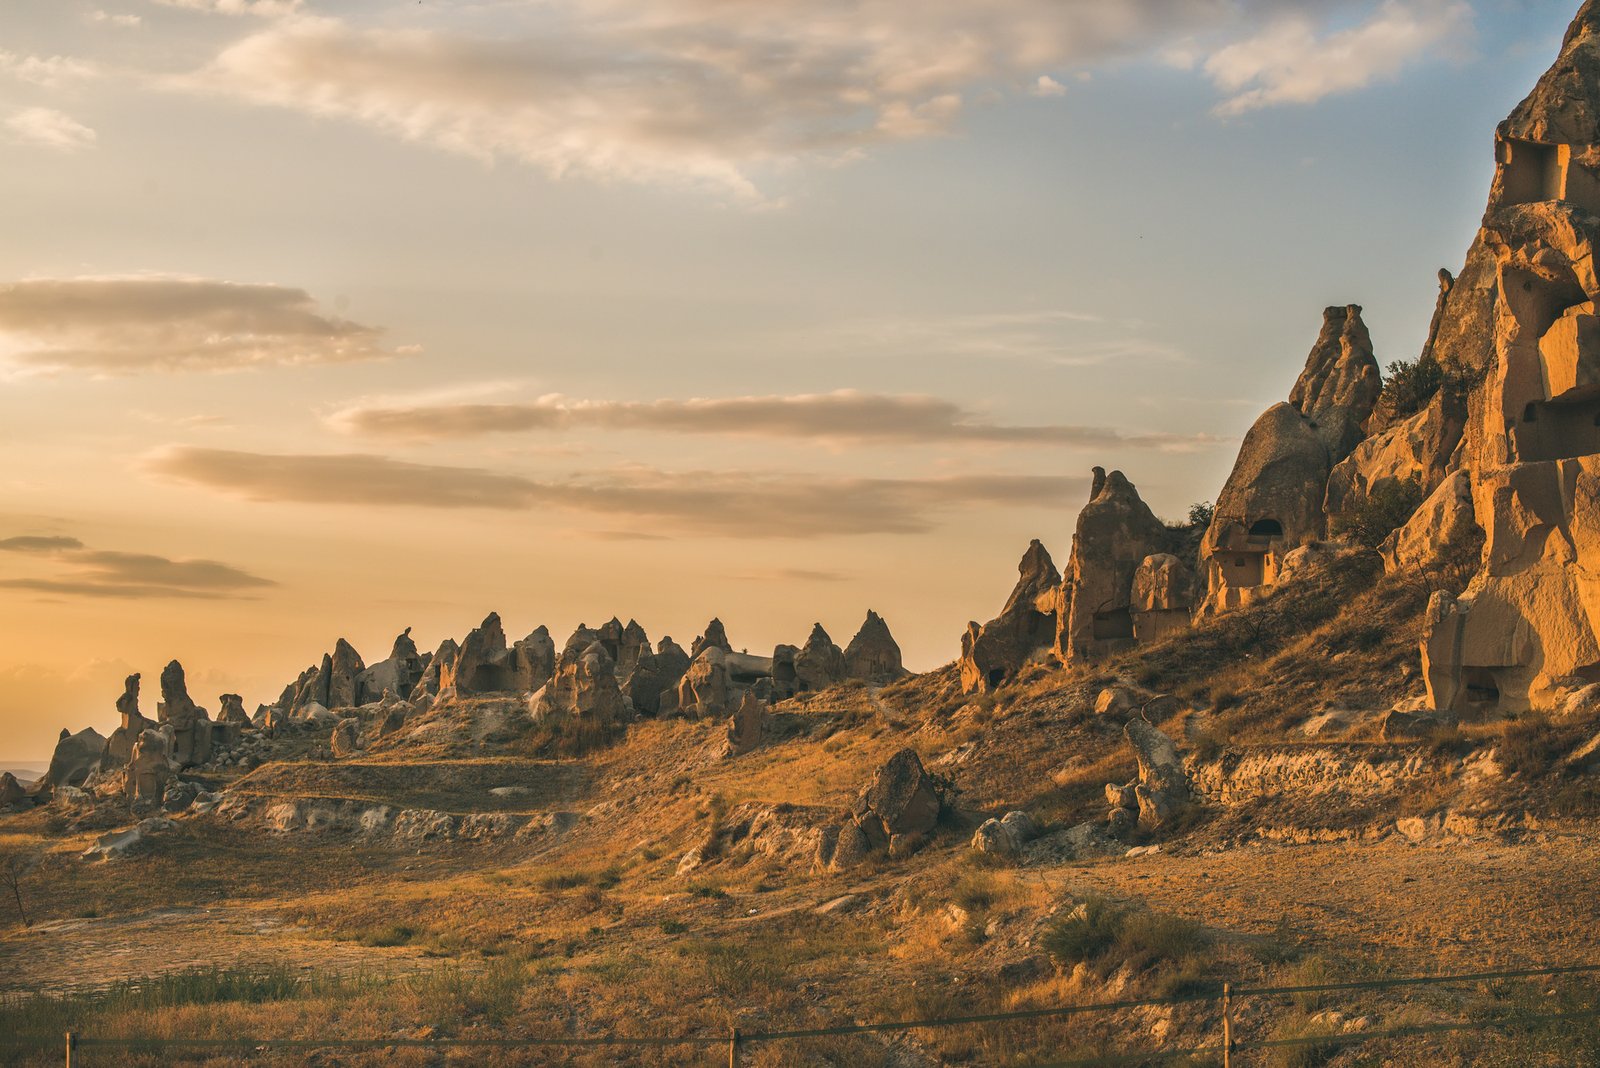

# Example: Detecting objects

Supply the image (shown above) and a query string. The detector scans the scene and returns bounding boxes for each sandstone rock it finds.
[82,817,174,862]
[1379,709,1443,741]
[724,691,767,757]
[617,619,651,677]
[357,628,427,704]
[770,644,799,701]
[1326,387,1467,520]
[852,748,945,849]
[814,821,871,872]
[1058,471,1173,662]
[324,639,365,709]
[1110,719,1190,831]
[409,638,458,700]
[677,646,731,718]
[1093,684,1177,720]
[530,640,627,723]
[442,613,510,696]
[511,626,556,692]
[971,810,1038,856]
[126,728,174,805]
[793,623,847,692]
[218,693,250,726]
[960,539,1060,693]
[158,660,213,767]
[1199,402,1331,615]
[1382,469,1478,572]
[102,673,153,770]
[1288,304,1383,462]
[1129,553,1197,642]
[844,610,904,681]
[625,637,690,716]
[331,718,362,759]
[691,618,732,659]
[42,726,108,796]
[0,772,27,808]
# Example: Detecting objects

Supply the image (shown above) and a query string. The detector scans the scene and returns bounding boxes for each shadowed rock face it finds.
[793,623,846,693]
[41,726,107,794]
[531,640,627,723]
[102,673,152,769]
[626,637,690,716]
[844,610,903,682]
[959,538,1060,693]
[691,618,732,659]
[851,748,944,856]
[1058,470,1172,663]
[442,613,510,697]
[158,660,212,768]
[1419,3,1600,716]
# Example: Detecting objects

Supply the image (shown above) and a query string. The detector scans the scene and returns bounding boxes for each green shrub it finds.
[1331,475,1425,547]
[1041,898,1126,967]
[1380,353,1446,419]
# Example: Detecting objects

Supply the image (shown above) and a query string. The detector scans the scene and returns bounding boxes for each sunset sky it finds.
[0,0,1579,761]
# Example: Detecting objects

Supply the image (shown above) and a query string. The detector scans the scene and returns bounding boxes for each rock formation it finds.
[1057,470,1173,662]
[126,728,174,805]
[1128,554,1198,642]
[1105,719,1190,833]
[1417,3,1600,716]
[793,624,847,692]
[40,726,107,795]
[531,640,627,723]
[690,618,732,659]
[677,646,732,717]
[324,639,365,709]
[331,718,362,759]
[442,613,510,696]
[410,637,459,700]
[0,772,27,808]
[158,660,212,767]
[849,748,947,857]
[625,637,690,716]
[724,692,768,757]
[511,626,556,693]
[960,539,1060,693]
[844,610,904,682]
[357,629,427,704]
[101,673,153,770]
[1199,307,1382,616]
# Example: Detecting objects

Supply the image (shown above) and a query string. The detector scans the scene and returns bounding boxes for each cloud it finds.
[0,52,101,87]
[809,309,1185,366]
[183,2,1373,198]
[6,108,97,151]
[0,534,275,599]
[90,11,143,28]
[735,567,851,583]
[329,389,1221,452]
[142,445,1085,537]
[0,276,404,374]
[0,535,85,552]
[1032,75,1068,97]
[154,0,301,15]
[1204,0,1471,116]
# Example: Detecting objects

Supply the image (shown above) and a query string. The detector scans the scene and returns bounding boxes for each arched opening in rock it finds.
[986,668,1006,689]
[1248,518,1284,538]
[1462,667,1501,711]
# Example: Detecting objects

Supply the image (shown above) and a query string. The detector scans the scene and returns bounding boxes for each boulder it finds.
[331,718,363,759]
[851,748,945,850]
[0,772,27,808]
[82,817,174,862]
[971,810,1038,856]
[41,726,108,795]
[793,624,847,692]
[1382,469,1479,572]
[1325,387,1467,519]
[960,539,1061,693]
[1107,720,1190,832]
[844,610,904,681]
[217,693,250,726]
[724,692,768,757]
[1058,471,1174,662]
[814,821,872,872]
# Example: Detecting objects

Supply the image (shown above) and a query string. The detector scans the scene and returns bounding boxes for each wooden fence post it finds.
[1222,983,1234,1068]
[64,1031,76,1068]
[728,1026,741,1067]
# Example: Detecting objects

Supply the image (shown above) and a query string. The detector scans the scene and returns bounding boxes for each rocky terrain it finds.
[11,4,1600,1066]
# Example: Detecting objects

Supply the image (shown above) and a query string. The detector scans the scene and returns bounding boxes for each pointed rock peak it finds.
[692,618,732,658]
[160,660,190,703]
[857,609,890,635]
[391,627,419,660]
[1287,304,1381,461]
[525,624,551,640]
[623,619,648,641]
[1090,466,1107,500]
[658,636,687,658]
[805,622,835,648]
[1000,539,1061,618]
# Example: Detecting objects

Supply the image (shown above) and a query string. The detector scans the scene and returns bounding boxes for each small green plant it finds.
[1041,897,1126,967]
[1330,475,1425,547]
[359,923,418,947]
[1379,353,1446,419]
[659,918,688,935]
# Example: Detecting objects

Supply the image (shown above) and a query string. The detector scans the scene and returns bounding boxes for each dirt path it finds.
[0,903,443,995]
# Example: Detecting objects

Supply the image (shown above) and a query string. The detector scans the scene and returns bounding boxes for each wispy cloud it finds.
[0,534,275,599]
[154,0,301,16]
[806,310,1185,366]
[0,276,408,374]
[1204,0,1471,116]
[179,2,1390,199]
[6,108,97,151]
[329,389,1221,452]
[0,52,101,87]
[89,11,143,28]
[142,445,1086,537]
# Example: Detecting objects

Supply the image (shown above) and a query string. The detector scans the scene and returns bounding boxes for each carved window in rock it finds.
[1248,518,1284,538]
[1499,138,1568,207]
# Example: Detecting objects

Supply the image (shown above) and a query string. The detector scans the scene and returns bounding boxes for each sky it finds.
[0,0,1582,761]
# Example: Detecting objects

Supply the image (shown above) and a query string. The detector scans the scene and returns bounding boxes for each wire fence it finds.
[4,961,1598,1066]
